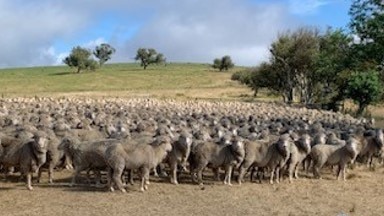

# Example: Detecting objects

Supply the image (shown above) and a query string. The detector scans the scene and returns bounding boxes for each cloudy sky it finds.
[0,0,350,68]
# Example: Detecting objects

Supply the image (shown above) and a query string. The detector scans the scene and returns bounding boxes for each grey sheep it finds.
[237,135,291,185]
[165,131,193,184]
[310,138,359,180]
[286,134,311,182]
[58,136,117,186]
[189,136,245,186]
[355,128,384,167]
[0,132,48,190]
[106,136,172,192]
[37,131,63,184]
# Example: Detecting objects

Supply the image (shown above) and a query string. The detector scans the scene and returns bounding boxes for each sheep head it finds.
[346,138,359,164]
[277,135,291,158]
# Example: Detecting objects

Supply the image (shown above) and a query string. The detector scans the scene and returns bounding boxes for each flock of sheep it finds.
[0,97,382,192]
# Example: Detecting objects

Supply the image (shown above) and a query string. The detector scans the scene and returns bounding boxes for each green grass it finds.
[0,63,251,99]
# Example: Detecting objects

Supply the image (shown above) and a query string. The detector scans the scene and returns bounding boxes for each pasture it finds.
[0,63,251,99]
[0,64,384,216]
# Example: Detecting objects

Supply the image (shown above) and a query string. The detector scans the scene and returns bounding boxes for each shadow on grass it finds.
[49,71,74,76]
[0,187,15,191]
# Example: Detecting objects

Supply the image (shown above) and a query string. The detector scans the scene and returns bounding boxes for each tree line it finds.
[64,43,233,73]
[232,0,384,116]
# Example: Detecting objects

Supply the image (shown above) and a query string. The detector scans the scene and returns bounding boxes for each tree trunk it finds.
[253,88,259,97]
[356,103,367,117]
[77,67,81,73]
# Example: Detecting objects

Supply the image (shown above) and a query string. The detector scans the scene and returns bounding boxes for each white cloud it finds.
[288,0,330,15]
[83,38,107,50]
[0,1,88,67]
[118,0,296,66]
[0,0,299,67]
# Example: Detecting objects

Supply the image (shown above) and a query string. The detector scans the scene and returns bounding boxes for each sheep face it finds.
[179,135,192,148]
[277,139,290,158]
[300,134,312,154]
[231,138,245,164]
[33,135,48,153]
[346,138,359,164]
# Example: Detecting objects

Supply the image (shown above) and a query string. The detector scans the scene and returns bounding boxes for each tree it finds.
[93,43,116,66]
[345,70,382,116]
[268,27,320,104]
[134,48,166,69]
[63,46,98,73]
[315,28,354,109]
[349,0,384,70]
[212,55,234,71]
[232,27,355,107]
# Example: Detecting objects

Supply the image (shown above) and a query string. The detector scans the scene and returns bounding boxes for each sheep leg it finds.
[294,163,300,179]
[196,162,208,185]
[107,168,114,192]
[212,167,220,181]
[224,165,233,186]
[368,155,373,168]
[129,170,134,185]
[337,164,347,181]
[112,166,126,193]
[249,167,255,182]
[258,168,265,183]
[152,167,159,177]
[94,170,103,188]
[269,168,275,184]
[26,173,33,191]
[140,168,150,192]
[170,162,178,185]
[70,169,81,187]
[313,164,322,179]
[238,166,248,185]
[288,163,295,183]
[37,169,43,183]
[275,167,280,184]
[48,163,55,184]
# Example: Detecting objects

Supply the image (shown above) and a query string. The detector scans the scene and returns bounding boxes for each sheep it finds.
[58,136,117,186]
[310,138,359,180]
[286,133,311,182]
[355,128,384,167]
[165,131,193,184]
[0,132,48,190]
[189,136,245,186]
[237,135,290,185]
[37,130,64,184]
[106,136,172,192]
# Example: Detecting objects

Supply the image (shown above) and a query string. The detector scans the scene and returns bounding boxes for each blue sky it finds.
[0,0,351,68]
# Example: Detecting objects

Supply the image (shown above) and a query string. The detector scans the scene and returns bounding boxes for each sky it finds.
[0,0,351,68]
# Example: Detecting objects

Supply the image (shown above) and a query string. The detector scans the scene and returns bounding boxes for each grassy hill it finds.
[0,63,252,99]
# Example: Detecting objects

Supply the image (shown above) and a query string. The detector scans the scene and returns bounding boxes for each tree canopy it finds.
[63,46,98,73]
[212,55,234,71]
[134,48,166,70]
[93,43,116,66]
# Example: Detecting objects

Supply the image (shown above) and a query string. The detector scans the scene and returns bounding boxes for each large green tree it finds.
[134,48,166,70]
[63,46,98,73]
[232,27,356,108]
[349,0,384,70]
[268,27,320,104]
[93,43,116,66]
[315,28,354,109]
[345,70,382,116]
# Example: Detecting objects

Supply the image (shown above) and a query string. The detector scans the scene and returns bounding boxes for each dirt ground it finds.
[1,166,384,216]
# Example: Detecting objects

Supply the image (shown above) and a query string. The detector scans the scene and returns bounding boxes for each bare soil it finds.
[1,166,384,216]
